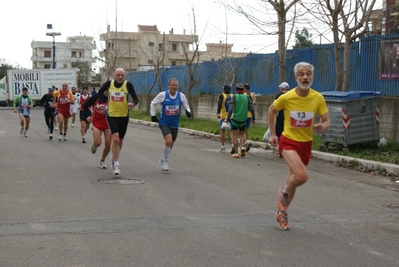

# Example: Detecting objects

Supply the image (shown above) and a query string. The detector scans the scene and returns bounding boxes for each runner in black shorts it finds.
[97,68,139,175]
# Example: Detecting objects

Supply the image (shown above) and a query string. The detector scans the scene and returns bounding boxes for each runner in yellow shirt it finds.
[268,62,331,231]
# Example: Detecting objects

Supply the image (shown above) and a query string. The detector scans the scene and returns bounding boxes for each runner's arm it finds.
[13,96,20,109]
[127,82,139,106]
[98,81,111,104]
[226,95,236,121]
[217,95,223,115]
[150,92,165,116]
[83,93,97,118]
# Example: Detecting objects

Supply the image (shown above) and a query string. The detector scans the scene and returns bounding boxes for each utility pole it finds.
[46,32,61,69]
[114,0,118,70]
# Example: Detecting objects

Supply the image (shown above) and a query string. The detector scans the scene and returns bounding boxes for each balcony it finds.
[391,4,399,16]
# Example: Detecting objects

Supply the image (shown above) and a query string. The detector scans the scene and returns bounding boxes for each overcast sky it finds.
[1,0,383,70]
[1,0,281,69]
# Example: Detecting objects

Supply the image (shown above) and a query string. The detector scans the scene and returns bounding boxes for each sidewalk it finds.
[131,119,399,177]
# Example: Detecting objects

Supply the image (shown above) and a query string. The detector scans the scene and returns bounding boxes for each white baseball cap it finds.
[279,82,289,89]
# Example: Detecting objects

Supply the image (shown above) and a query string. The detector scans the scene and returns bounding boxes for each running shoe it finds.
[71,123,74,128]
[91,143,97,154]
[113,164,121,175]
[245,140,251,152]
[23,132,28,137]
[110,155,114,170]
[20,127,24,135]
[54,126,58,131]
[82,137,86,143]
[99,160,107,169]
[232,153,239,158]
[63,135,67,141]
[240,147,246,157]
[275,211,289,231]
[230,147,235,154]
[49,134,53,140]
[277,187,291,211]
[220,146,226,152]
[58,134,62,141]
[159,158,169,171]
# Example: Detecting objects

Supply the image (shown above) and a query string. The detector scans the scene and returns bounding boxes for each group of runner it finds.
[14,68,140,176]
[13,62,331,231]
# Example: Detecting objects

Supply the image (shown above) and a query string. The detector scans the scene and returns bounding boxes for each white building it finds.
[31,35,96,70]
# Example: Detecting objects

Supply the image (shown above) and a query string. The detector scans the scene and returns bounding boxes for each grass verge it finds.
[130,110,399,166]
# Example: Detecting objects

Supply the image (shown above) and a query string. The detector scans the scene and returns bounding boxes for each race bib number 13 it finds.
[290,111,313,128]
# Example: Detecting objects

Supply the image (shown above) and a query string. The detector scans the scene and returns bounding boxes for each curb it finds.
[130,119,399,177]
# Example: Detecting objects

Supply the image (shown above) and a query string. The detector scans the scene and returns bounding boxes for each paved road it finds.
[0,107,398,267]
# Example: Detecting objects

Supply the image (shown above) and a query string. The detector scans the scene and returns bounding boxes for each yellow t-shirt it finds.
[108,80,129,117]
[246,92,255,118]
[273,88,328,142]
[220,93,233,119]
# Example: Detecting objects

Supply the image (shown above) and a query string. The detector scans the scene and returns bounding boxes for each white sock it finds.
[163,146,171,161]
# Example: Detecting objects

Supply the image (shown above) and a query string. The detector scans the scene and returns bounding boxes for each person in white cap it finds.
[275,82,290,138]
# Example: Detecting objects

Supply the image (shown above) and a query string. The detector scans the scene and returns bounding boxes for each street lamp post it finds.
[46,32,61,69]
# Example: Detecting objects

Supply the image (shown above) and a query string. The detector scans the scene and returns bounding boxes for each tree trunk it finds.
[342,40,351,92]
[186,63,195,119]
[278,12,287,84]
[331,14,343,91]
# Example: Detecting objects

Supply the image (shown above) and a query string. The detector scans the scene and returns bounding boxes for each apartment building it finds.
[99,25,247,77]
[31,35,96,70]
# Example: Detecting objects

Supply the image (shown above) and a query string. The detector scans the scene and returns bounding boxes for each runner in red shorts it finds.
[83,91,111,169]
[53,83,74,141]
[268,62,331,231]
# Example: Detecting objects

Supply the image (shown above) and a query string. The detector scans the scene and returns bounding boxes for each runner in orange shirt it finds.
[53,83,74,141]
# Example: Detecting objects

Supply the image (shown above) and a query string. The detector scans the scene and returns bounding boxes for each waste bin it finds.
[320,91,381,148]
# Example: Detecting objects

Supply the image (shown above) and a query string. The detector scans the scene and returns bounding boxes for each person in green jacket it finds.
[225,83,255,158]
[13,87,33,137]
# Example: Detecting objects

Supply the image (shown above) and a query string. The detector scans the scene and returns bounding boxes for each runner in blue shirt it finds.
[150,78,191,171]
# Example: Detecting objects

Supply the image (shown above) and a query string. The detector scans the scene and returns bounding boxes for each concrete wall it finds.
[135,94,399,142]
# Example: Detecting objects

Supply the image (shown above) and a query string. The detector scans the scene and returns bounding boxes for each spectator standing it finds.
[243,83,256,152]
[275,82,289,139]
[216,85,233,152]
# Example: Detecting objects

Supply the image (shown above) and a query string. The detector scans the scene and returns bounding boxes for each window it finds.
[79,51,83,58]
[72,51,77,58]
[44,64,51,69]
[171,61,176,65]
[44,51,51,58]
[148,59,154,64]
[158,43,163,51]
[148,42,154,47]
[172,44,177,52]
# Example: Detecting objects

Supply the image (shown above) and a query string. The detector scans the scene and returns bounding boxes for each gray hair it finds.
[168,78,178,85]
[294,62,314,76]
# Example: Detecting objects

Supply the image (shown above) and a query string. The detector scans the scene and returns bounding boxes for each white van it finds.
[0,83,8,106]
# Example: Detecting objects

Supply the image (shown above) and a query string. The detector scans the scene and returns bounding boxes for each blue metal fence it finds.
[125,34,399,97]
